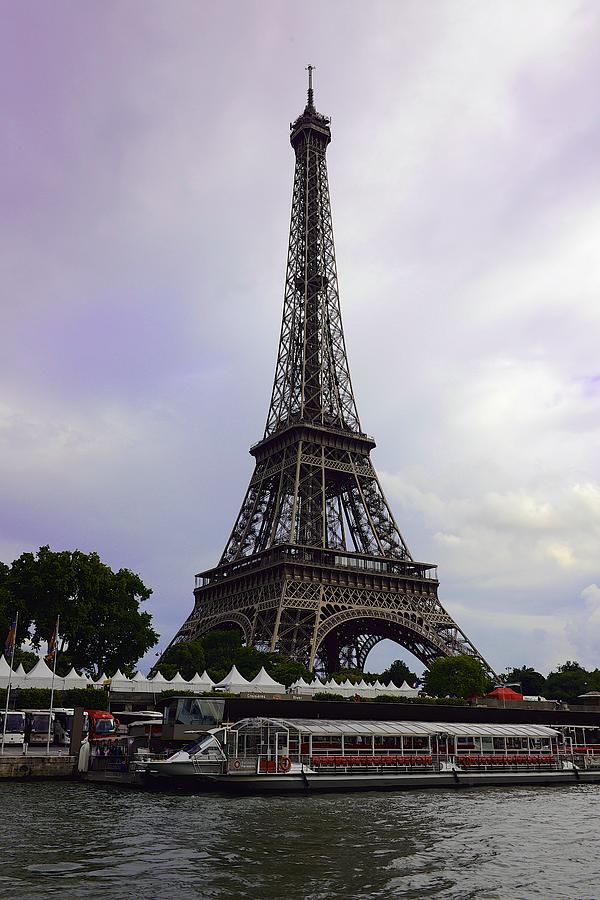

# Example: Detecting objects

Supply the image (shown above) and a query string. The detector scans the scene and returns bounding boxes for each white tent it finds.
[11,663,27,688]
[63,666,86,689]
[187,672,214,693]
[131,672,150,691]
[213,665,252,693]
[167,671,190,688]
[95,672,110,685]
[331,678,353,696]
[0,655,13,689]
[129,671,151,692]
[289,676,316,696]
[248,666,285,694]
[111,668,136,692]
[24,657,56,688]
[397,680,420,696]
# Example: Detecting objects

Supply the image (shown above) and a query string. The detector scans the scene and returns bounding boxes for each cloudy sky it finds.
[2,1,599,677]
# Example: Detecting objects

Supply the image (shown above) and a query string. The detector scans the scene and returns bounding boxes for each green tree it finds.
[3,546,157,676]
[381,659,418,687]
[12,648,38,673]
[0,559,32,651]
[331,668,364,684]
[233,645,270,680]
[545,661,590,702]
[0,561,11,641]
[268,658,313,688]
[201,629,243,681]
[503,666,546,696]
[157,641,206,680]
[423,655,491,699]
[172,631,314,688]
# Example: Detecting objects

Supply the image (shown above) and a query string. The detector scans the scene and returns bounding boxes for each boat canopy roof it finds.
[230,718,558,739]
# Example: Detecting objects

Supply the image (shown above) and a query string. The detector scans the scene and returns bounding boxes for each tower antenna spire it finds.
[306,63,315,110]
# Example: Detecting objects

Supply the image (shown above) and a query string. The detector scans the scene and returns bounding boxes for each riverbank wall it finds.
[0,755,75,780]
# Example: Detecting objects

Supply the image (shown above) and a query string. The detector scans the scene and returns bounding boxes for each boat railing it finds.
[455,753,559,769]
[89,749,172,772]
[309,754,434,769]
[572,753,600,769]
[228,755,261,774]
[228,749,571,775]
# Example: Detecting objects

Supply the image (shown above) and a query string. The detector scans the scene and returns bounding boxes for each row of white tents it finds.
[0,655,420,699]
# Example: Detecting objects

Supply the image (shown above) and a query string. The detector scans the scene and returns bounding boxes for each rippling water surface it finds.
[1,782,599,899]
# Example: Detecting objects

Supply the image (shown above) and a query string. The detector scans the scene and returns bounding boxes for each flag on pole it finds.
[4,618,17,659]
[45,618,59,664]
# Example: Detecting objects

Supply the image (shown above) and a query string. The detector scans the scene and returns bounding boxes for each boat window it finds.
[184,733,211,754]
[173,698,225,728]
[187,734,221,756]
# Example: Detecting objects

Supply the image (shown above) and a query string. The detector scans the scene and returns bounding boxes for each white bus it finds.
[25,710,55,745]
[0,711,26,747]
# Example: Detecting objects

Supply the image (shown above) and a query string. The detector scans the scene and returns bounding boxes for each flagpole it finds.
[46,615,60,756]
[1,611,18,756]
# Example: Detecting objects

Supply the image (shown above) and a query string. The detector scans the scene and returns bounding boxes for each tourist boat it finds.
[138,716,600,792]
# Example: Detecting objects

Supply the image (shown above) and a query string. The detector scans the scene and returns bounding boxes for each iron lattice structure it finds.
[172,72,492,675]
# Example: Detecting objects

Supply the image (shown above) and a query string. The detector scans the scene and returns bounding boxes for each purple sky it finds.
[2,1,600,676]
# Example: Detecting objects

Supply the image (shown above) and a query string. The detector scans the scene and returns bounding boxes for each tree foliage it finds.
[12,649,39,673]
[380,659,418,687]
[423,655,491,699]
[157,641,206,681]
[159,630,314,687]
[0,546,158,676]
[503,666,547,696]
[545,661,592,702]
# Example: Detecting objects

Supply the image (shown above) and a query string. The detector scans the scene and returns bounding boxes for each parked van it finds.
[86,709,120,740]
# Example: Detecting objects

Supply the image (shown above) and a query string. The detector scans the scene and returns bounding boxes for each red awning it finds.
[487,687,524,701]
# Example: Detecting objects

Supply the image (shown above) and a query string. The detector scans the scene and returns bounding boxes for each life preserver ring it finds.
[19,764,32,778]
[279,756,292,773]
[232,759,242,770]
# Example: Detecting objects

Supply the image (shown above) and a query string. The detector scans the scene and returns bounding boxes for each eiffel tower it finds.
[171,69,492,675]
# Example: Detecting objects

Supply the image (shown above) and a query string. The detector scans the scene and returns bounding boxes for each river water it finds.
[1,782,599,899]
